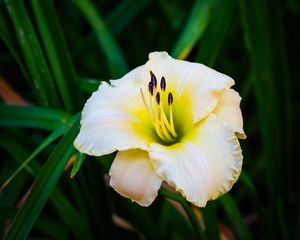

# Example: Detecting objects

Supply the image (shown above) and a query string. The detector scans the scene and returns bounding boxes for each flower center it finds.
[140,71,178,143]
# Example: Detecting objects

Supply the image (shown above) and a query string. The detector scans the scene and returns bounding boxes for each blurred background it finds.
[0,0,299,239]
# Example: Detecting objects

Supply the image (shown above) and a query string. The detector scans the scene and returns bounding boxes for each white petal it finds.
[145,52,234,123]
[149,114,242,207]
[213,89,246,139]
[74,66,156,156]
[109,150,162,207]
[110,65,145,87]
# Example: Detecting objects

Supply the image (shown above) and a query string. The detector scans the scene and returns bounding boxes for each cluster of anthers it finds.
[140,71,178,143]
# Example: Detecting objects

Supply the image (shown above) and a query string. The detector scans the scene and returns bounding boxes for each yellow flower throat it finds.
[141,71,178,143]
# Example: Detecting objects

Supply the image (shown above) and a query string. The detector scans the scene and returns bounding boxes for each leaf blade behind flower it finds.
[106,0,150,35]
[0,104,70,131]
[4,120,80,240]
[219,194,251,240]
[240,0,292,237]
[5,0,60,107]
[70,152,86,178]
[73,0,128,78]
[196,0,237,67]
[31,0,83,113]
[0,117,92,240]
[1,114,80,191]
[172,0,211,60]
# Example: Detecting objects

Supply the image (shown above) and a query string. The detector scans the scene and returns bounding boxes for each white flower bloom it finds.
[74,52,245,207]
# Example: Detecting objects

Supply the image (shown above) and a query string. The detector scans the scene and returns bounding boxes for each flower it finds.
[74,52,246,207]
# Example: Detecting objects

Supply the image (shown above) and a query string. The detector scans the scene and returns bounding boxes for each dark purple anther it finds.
[156,92,160,104]
[150,71,157,88]
[168,92,173,105]
[160,77,166,91]
[148,82,154,95]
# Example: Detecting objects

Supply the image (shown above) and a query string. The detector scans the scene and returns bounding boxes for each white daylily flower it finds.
[74,52,245,207]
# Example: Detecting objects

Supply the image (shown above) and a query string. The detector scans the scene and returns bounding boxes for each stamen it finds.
[141,72,178,143]
[169,105,175,137]
[153,112,166,141]
[140,88,151,115]
[150,71,157,88]
[156,92,160,104]
[159,103,177,139]
[168,92,173,105]
[148,82,154,95]
[160,121,174,141]
[160,77,166,91]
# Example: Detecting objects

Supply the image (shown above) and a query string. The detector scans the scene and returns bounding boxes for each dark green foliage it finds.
[0,0,298,239]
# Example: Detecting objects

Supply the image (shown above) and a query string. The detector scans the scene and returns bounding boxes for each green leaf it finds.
[159,188,206,239]
[202,203,220,240]
[0,115,92,240]
[219,194,251,240]
[5,0,60,107]
[240,0,291,237]
[33,215,68,240]
[240,171,258,199]
[0,13,30,82]
[79,77,101,93]
[158,201,192,238]
[4,120,79,240]
[196,0,237,66]
[172,0,211,59]
[73,0,150,58]
[70,152,86,178]
[50,186,93,240]
[31,0,83,113]
[0,104,70,130]
[1,114,79,190]
[73,0,128,77]
[106,0,150,35]
[158,0,186,30]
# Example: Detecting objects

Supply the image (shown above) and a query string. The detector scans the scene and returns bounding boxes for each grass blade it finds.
[106,0,150,35]
[158,201,192,238]
[219,194,251,240]
[73,0,128,77]
[0,132,39,178]
[0,116,93,240]
[50,186,94,240]
[4,120,79,240]
[196,0,237,66]
[202,203,220,240]
[172,0,211,59]
[5,0,60,107]
[73,0,150,59]
[240,0,280,196]
[0,208,67,240]
[0,104,70,130]
[79,77,101,93]
[1,114,79,190]
[31,0,83,113]
[0,13,30,82]
[159,188,206,239]
[70,152,86,178]
[240,0,292,237]
[32,215,68,240]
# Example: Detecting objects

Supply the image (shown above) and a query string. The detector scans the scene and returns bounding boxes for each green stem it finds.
[159,188,206,239]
